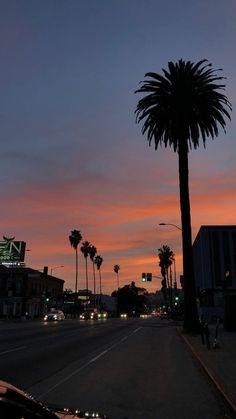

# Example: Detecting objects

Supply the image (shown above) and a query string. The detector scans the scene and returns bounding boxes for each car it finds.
[43,310,65,321]
[160,312,169,320]
[0,380,106,418]
[97,311,108,319]
[80,310,98,320]
[120,313,127,318]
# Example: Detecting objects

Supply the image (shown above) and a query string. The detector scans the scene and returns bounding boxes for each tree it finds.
[69,230,82,295]
[94,255,103,309]
[89,244,97,308]
[158,245,175,310]
[80,241,92,296]
[135,59,231,332]
[113,264,120,289]
[112,282,147,316]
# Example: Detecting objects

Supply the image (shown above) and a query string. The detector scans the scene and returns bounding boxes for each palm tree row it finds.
[69,230,103,308]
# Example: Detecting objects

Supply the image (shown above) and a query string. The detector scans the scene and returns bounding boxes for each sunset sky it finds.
[1,0,236,295]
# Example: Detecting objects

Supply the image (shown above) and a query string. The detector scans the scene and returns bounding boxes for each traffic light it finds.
[146,273,152,282]
[174,295,179,306]
[141,273,152,282]
[142,273,147,282]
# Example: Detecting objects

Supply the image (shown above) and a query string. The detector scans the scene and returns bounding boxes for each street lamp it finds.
[50,265,64,276]
[159,222,182,231]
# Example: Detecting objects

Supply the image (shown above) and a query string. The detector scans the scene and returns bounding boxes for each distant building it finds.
[0,266,64,318]
[193,225,236,322]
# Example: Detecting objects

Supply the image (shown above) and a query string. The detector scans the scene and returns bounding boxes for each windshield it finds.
[0,1,235,419]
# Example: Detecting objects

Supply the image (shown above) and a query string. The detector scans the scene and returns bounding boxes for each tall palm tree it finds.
[69,229,82,295]
[158,245,175,309]
[80,241,91,296]
[135,59,231,332]
[94,255,103,309]
[113,264,120,289]
[89,244,97,308]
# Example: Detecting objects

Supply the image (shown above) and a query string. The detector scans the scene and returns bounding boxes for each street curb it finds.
[176,328,236,418]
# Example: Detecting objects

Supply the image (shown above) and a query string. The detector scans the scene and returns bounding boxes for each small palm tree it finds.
[80,241,92,295]
[94,255,103,309]
[69,230,82,295]
[135,59,231,332]
[89,245,97,308]
[113,264,120,289]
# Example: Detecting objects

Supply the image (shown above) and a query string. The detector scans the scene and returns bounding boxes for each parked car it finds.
[43,310,65,321]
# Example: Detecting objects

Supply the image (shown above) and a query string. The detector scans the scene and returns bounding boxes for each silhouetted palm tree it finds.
[80,241,91,295]
[158,245,175,309]
[95,255,103,309]
[135,59,231,332]
[89,245,97,308]
[69,230,82,295]
[113,264,120,289]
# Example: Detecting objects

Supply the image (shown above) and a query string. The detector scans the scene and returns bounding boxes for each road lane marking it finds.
[37,327,143,398]
[89,350,108,363]
[38,358,101,397]
[0,346,26,356]
[108,335,128,350]
[132,327,142,334]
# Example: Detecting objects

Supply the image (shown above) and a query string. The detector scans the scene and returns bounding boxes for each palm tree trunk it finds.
[170,264,173,314]
[75,247,78,294]
[99,269,102,310]
[178,140,199,332]
[93,261,96,308]
[85,257,88,297]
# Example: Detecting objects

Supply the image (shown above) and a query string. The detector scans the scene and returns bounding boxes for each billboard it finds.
[0,236,26,263]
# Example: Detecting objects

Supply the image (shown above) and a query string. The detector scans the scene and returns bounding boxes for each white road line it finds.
[89,350,108,363]
[0,346,26,356]
[38,357,100,398]
[132,327,142,334]
[108,335,128,350]
[38,327,143,398]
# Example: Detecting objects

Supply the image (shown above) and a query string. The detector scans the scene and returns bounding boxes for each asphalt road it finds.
[0,317,231,418]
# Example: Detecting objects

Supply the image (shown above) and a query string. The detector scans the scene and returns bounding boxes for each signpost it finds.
[0,236,26,264]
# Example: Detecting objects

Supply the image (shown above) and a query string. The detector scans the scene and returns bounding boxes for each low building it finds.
[193,225,236,324]
[0,266,64,318]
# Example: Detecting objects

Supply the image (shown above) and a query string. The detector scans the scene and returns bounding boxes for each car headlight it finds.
[44,315,48,320]
[53,315,58,320]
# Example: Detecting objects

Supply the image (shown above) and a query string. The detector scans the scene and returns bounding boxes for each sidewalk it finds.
[177,324,236,417]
